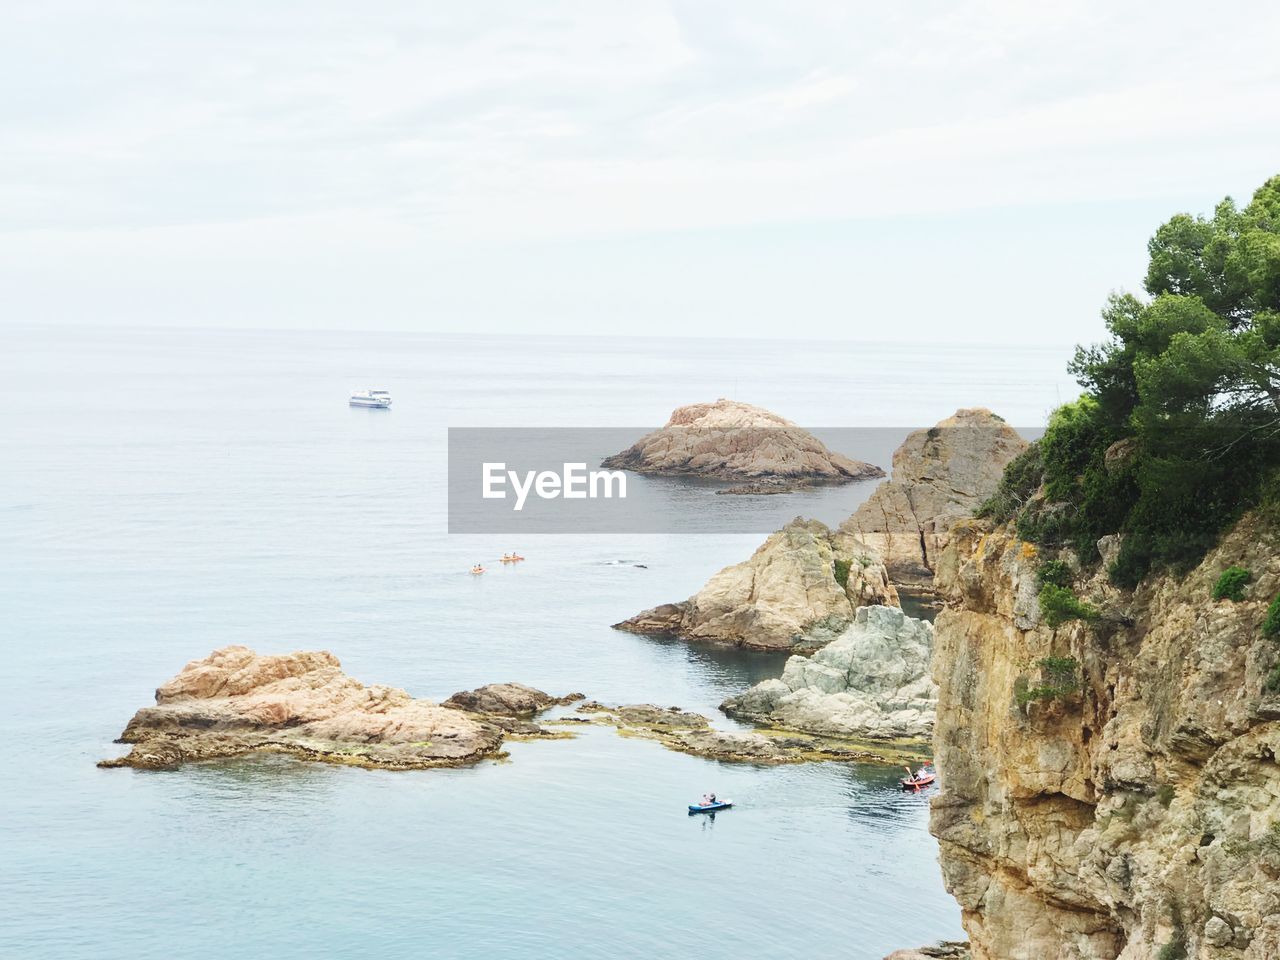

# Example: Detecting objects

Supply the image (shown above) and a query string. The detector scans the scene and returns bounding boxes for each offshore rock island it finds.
[601,398,884,482]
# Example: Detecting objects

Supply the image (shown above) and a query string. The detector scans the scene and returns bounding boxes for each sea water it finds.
[0,326,1078,959]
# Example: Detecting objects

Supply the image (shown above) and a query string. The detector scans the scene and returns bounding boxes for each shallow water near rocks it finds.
[1,326,1076,959]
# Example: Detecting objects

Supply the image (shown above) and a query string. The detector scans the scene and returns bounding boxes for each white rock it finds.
[722,605,937,739]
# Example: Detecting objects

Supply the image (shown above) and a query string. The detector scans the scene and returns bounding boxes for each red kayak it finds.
[901,773,936,790]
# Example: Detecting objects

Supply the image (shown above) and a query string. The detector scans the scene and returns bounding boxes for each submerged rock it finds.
[722,605,936,740]
[614,517,898,651]
[840,408,1026,588]
[601,399,883,482]
[100,647,570,771]
[716,478,811,495]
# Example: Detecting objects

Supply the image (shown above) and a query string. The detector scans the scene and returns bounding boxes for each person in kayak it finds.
[699,793,717,805]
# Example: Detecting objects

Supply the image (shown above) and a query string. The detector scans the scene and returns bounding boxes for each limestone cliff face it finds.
[930,514,1280,960]
[842,409,1026,589]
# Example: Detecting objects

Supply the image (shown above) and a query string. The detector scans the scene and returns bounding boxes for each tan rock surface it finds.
[614,517,898,651]
[841,409,1026,587]
[101,646,517,770]
[930,514,1280,959]
[601,399,883,481]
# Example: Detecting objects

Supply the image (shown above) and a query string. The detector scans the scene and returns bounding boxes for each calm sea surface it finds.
[0,326,1078,959]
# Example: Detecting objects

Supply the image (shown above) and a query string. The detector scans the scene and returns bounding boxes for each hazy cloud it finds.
[3,1,1278,341]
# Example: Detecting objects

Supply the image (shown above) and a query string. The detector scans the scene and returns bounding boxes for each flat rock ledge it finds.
[99,647,576,772]
[567,701,929,766]
[601,399,883,482]
[721,605,937,741]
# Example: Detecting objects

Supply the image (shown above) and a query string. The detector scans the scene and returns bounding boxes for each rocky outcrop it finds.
[841,409,1026,588]
[100,647,567,771]
[601,399,883,482]
[444,683,583,717]
[929,513,1280,959]
[614,517,899,651]
[721,605,936,740]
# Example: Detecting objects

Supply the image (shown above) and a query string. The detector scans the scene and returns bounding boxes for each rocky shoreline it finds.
[102,644,933,774]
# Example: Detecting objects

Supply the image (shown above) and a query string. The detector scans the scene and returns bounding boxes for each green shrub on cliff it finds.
[1037,559,1073,589]
[1213,566,1251,601]
[1265,664,1280,695]
[832,558,851,589]
[1264,596,1280,638]
[977,444,1043,522]
[1039,584,1101,627]
[1015,656,1081,705]
[987,174,1280,586]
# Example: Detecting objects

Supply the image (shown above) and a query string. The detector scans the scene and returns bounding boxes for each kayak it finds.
[901,773,936,790]
[688,799,733,813]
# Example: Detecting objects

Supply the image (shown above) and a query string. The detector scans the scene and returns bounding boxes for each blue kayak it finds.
[688,799,733,813]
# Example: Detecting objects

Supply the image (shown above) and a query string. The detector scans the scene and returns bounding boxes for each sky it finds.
[3,0,1279,345]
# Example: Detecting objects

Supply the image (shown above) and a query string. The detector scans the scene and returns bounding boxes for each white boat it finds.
[350,389,392,408]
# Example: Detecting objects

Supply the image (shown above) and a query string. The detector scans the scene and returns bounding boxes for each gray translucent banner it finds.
[448,426,1037,534]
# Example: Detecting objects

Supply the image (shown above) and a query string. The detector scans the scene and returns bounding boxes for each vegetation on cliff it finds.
[981,174,1280,586]
[1264,595,1280,637]
[1013,655,1081,706]
[1212,565,1252,601]
[1038,583,1101,627]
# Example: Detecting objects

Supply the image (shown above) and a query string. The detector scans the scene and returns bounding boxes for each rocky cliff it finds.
[722,605,936,740]
[601,399,883,482]
[929,513,1280,959]
[842,409,1026,589]
[615,517,898,651]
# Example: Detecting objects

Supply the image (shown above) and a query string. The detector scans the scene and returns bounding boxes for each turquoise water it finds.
[0,326,1078,959]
